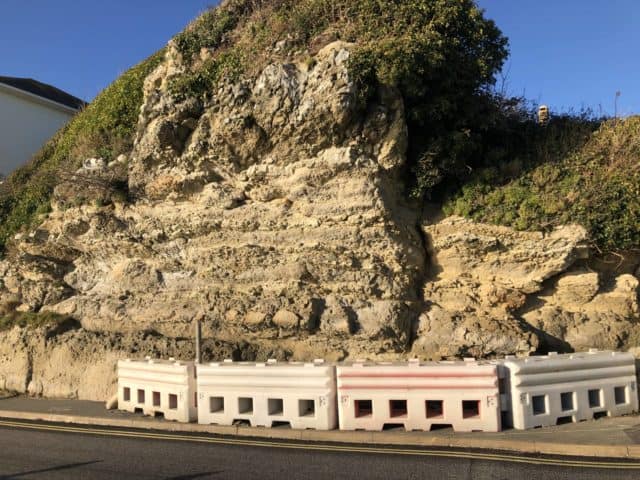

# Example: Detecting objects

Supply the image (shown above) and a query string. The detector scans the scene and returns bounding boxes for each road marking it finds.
[0,419,638,470]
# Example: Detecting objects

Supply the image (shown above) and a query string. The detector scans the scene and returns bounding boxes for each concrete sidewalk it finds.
[1,395,640,459]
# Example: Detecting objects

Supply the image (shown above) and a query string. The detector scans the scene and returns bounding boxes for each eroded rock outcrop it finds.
[0,41,426,398]
[0,41,639,400]
[413,216,640,359]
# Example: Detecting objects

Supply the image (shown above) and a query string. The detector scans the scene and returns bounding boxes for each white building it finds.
[0,76,85,177]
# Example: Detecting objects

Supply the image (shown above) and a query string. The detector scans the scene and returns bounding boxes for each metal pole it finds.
[195,319,202,364]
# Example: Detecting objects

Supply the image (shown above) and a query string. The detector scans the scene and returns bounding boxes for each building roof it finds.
[0,76,86,110]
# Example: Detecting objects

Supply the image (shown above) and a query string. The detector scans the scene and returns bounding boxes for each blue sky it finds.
[0,0,213,101]
[1,1,638,116]
[477,0,640,116]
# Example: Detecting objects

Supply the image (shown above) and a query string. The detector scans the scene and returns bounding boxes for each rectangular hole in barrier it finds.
[355,400,373,418]
[560,392,574,411]
[614,386,627,405]
[462,400,480,419]
[426,400,444,418]
[123,387,130,402]
[556,416,573,425]
[268,398,284,416]
[238,397,253,414]
[137,389,145,404]
[152,391,161,407]
[594,411,608,420]
[169,394,178,410]
[532,395,547,416]
[299,399,315,417]
[382,423,405,431]
[271,421,291,429]
[210,397,224,413]
[389,400,407,418]
[588,389,602,408]
[430,423,453,431]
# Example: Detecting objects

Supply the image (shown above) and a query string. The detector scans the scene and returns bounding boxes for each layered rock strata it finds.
[0,42,638,399]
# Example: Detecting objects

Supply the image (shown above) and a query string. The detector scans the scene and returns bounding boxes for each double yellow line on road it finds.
[0,418,638,470]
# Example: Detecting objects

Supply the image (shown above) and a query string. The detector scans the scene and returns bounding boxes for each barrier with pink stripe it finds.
[336,359,501,432]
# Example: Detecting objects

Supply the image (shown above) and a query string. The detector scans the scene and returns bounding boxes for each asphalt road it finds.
[0,420,638,479]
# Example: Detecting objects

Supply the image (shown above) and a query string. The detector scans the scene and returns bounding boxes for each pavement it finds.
[1,395,640,462]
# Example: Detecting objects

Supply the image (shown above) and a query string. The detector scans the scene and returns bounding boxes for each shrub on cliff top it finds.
[0,1,508,253]
[445,115,640,252]
[169,0,508,195]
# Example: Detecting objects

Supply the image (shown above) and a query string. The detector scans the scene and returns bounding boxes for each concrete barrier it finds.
[336,359,501,433]
[117,358,197,423]
[196,359,337,430]
[498,350,639,430]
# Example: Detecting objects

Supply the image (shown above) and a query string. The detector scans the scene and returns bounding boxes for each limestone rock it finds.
[523,272,640,352]
[0,40,425,391]
[273,310,299,329]
[1,35,639,401]
[417,216,640,357]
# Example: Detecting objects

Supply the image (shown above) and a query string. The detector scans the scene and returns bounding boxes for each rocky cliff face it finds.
[0,41,638,400]
[415,217,640,358]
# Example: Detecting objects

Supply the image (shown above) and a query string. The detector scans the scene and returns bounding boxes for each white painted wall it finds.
[0,86,77,176]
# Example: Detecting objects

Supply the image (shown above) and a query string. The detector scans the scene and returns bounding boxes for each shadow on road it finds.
[0,460,103,479]
[165,473,225,480]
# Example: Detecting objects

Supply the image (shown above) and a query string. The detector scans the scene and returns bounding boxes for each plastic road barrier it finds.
[117,358,197,423]
[498,350,638,429]
[336,359,501,433]
[196,359,337,430]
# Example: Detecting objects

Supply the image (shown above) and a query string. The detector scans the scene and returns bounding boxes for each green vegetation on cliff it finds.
[0,0,638,255]
[444,115,640,252]
[168,0,508,197]
[0,310,74,332]
[0,51,163,252]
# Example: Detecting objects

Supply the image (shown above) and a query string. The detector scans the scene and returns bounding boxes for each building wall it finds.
[0,88,76,177]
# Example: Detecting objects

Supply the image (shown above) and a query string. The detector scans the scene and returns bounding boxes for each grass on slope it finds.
[444,116,640,252]
[0,311,74,332]
[0,51,164,253]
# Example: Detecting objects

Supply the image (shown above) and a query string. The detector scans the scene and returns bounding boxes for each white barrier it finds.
[498,350,638,430]
[196,359,337,430]
[336,359,501,433]
[117,358,197,423]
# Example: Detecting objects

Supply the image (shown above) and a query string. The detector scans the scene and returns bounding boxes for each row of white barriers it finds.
[117,350,638,432]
